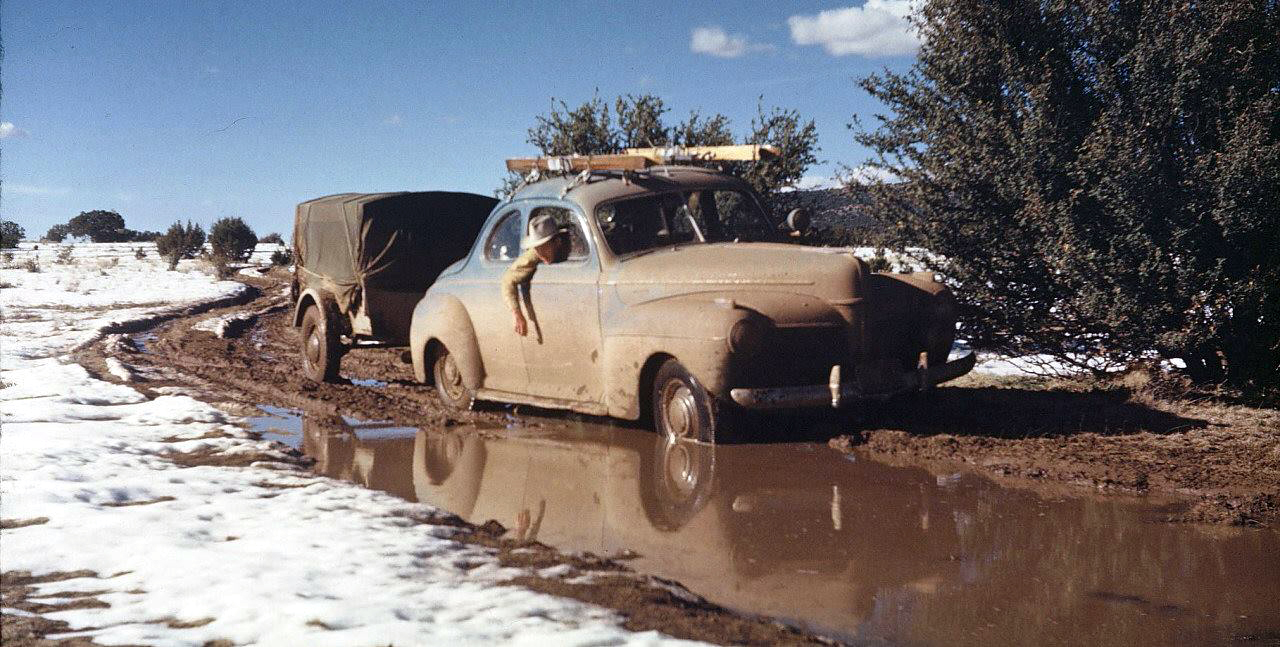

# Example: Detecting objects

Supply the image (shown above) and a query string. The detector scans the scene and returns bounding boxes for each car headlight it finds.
[728,317,767,355]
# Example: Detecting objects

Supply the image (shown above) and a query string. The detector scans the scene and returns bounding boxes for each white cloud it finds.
[5,183,70,197]
[0,121,29,139]
[788,1,919,57]
[690,26,749,58]
[383,114,403,126]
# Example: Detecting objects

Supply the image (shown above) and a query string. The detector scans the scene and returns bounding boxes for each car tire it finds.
[300,304,341,383]
[432,344,474,410]
[652,358,724,444]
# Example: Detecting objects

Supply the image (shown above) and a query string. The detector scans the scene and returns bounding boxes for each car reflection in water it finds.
[300,415,1280,647]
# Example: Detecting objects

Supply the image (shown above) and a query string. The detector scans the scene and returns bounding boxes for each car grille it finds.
[735,325,849,388]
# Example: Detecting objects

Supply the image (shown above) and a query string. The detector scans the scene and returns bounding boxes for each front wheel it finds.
[300,304,341,382]
[431,344,474,410]
[651,359,720,444]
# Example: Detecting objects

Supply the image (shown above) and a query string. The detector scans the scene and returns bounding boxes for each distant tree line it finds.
[42,210,161,244]
[29,209,289,272]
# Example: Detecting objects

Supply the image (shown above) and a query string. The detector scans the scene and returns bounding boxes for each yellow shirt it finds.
[501,247,542,312]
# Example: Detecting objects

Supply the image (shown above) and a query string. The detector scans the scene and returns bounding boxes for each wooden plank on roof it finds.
[623,144,781,163]
[505,154,651,173]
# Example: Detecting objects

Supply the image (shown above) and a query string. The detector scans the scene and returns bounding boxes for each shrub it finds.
[270,248,293,267]
[23,258,40,273]
[209,217,258,262]
[0,221,24,248]
[209,254,235,280]
[865,248,891,273]
[855,0,1280,389]
[43,224,69,243]
[125,229,161,242]
[134,246,147,260]
[2,251,13,264]
[260,232,285,245]
[55,245,75,265]
[155,221,206,270]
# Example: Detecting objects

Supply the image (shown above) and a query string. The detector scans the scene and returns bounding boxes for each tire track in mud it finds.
[78,271,511,429]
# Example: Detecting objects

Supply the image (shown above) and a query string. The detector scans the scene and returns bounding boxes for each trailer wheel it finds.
[300,304,341,383]
[432,344,474,410]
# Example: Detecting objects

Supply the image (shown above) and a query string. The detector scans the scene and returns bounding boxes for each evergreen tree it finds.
[855,0,1279,388]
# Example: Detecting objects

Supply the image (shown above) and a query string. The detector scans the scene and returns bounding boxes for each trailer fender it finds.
[293,288,338,328]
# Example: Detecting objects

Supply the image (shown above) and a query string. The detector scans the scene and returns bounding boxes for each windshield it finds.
[594,189,777,258]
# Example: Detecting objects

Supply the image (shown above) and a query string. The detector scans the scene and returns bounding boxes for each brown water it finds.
[250,409,1280,646]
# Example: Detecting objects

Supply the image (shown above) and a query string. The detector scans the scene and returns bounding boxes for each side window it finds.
[529,206,589,261]
[484,210,523,261]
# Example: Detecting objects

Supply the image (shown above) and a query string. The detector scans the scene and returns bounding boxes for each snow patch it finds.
[1,243,699,646]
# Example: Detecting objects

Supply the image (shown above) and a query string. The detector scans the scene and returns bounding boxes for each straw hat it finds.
[523,213,567,248]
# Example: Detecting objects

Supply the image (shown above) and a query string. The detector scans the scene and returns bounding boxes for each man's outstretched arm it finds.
[501,249,540,336]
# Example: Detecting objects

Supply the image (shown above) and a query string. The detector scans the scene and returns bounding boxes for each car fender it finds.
[601,295,751,419]
[410,292,485,388]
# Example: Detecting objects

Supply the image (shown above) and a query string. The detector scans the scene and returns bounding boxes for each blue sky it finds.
[1,1,917,238]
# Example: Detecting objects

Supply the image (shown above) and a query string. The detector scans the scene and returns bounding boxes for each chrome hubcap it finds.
[662,382,696,439]
[439,354,464,400]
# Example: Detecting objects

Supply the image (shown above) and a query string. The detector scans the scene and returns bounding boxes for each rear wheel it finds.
[300,304,341,382]
[432,344,474,410]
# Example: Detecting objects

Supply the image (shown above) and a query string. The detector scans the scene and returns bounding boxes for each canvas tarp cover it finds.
[294,191,498,314]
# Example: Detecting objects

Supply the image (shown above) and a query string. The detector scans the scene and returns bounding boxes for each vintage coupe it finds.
[410,149,974,442]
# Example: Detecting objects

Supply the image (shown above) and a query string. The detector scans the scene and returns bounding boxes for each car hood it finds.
[609,243,866,312]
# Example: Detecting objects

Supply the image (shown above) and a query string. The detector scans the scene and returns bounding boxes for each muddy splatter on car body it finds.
[407,163,972,444]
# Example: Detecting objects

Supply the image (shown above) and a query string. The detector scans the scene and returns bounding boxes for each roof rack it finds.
[505,144,779,173]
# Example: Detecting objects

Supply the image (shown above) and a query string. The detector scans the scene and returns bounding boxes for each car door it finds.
[519,203,604,403]
[462,207,529,394]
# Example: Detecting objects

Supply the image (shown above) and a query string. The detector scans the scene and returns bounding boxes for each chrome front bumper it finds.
[728,351,976,410]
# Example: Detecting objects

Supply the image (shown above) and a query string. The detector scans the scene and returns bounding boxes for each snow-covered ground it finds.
[0,246,694,646]
[4,241,287,267]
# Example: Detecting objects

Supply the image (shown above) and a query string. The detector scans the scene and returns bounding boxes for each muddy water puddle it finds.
[248,409,1280,646]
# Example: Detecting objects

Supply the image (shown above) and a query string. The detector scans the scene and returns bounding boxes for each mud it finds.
[1,570,114,647]
[87,271,1280,528]
[834,372,1280,526]
[58,270,1280,645]
[74,272,517,432]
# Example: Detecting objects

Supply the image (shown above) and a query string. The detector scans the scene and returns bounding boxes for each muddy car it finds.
[409,153,974,442]
[291,191,498,381]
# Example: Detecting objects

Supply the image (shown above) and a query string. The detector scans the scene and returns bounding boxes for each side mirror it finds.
[785,208,812,233]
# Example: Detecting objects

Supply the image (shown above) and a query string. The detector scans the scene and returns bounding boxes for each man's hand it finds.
[513,310,527,337]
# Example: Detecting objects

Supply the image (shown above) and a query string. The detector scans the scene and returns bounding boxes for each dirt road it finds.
[80,270,1279,532]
